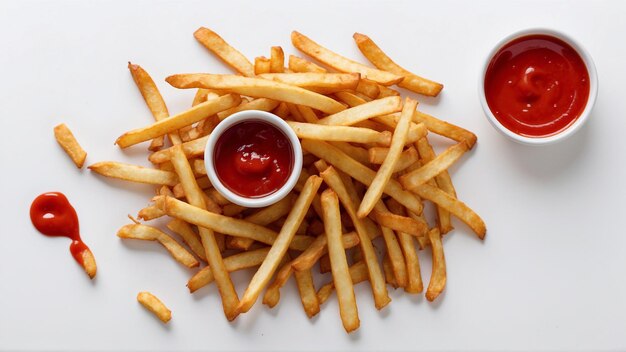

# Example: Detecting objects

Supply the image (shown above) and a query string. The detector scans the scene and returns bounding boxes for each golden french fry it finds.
[368,147,419,172]
[320,189,360,333]
[373,201,407,288]
[373,114,427,144]
[149,136,208,164]
[355,78,380,99]
[400,143,468,190]
[412,183,486,238]
[317,261,368,305]
[273,102,290,119]
[78,247,97,279]
[377,84,400,98]
[229,193,294,250]
[238,175,322,313]
[117,224,198,268]
[291,232,360,272]
[188,248,270,293]
[116,94,240,148]
[254,56,271,75]
[54,123,87,168]
[357,98,416,218]
[137,292,171,323]
[287,121,391,145]
[373,209,428,237]
[288,55,327,73]
[166,74,346,114]
[166,219,206,261]
[329,142,371,166]
[216,98,279,120]
[169,144,240,321]
[317,96,402,126]
[333,91,368,107]
[258,73,360,91]
[137,205,165,221]
[89,161,178,186]
[296,105,319,123]
[291,31,403,86]
[262,254,292,308]
[353,33,443,97]
[319,166,390,309]
[294,268,320,318]
[127,63,181,147]
[413,110,477,148]
[383,253,398,288]
[194,27,254,77]
[414,138,454,234]
[386,199,423,293]
[270,46,285,73]
[426,228,446,301]
[302,139,422,214]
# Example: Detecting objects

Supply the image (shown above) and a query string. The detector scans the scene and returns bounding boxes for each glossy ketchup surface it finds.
[30,192,91,266]
[484,34,590,137]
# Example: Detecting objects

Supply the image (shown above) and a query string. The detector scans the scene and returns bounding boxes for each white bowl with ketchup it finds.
[205,110,302,208]
[479,28,598,145]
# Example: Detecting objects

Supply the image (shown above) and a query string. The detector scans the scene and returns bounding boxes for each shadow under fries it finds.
[500,112,593,180]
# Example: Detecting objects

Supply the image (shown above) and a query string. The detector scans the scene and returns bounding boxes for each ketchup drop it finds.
[30,192,94,271]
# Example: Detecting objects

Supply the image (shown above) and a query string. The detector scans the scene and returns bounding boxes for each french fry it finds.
[355,78,380,99]
[357,98,416,218]
[169,145,240,320]
[238,175,322,313]
[291,31,403,86]
[288,55,327,73]
[89,161,178,186]
[294,268,320,318]
[270,46,285,73]
[353,33,443,97]
[373,201,407,288]
[317,261,368,305]
[254,56,271,75]
[228,193,294,250]
[137,292,172,323]
[165,74,346,114]
[194,27,254,77]
[262,254,292,308]
[127,63,182,147]
[426,228,446,301]
[137,205,165,221]
[287,121,391,145]
[166,219,206,261]
[319,166,390,309]
[383,253,398,288]
[414,137,455,234]
[116,94,240,148]
[320,189,359,333]
[333,91,368,107]
[117,224,198,268]
[291,232,360,272]
[296,105,319,123]
[400,143,468,190]
[386,199,423,293]
[149,136,208,164]
[273,102,290,119]
[377,84,400,98]
[54,123,87,168]
[373,209,428,237]
[258,73,360,91]
[412,183,486,238]
[413,110,477,148]
[222,203,246,217]
[329,141,371,166]
[188,248,270,293]
[317,96,402,126]
[302,139,422,214]
[369,147,419,172]
[373,114,428,144]
[216,98,279,120]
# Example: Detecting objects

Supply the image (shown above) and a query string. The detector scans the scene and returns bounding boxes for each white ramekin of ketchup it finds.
[479,28,598,145]
[205,110,302,208]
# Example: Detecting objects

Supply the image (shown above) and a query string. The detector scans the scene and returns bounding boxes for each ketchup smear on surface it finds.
[484,34,590,137]
[30,192,91,266]
[214,120,293,198]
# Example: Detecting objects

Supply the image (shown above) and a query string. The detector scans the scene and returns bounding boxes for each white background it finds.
[1,0,625,350]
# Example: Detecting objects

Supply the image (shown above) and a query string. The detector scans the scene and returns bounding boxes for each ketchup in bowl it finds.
[484,34,590,138]
[213,120,294,198]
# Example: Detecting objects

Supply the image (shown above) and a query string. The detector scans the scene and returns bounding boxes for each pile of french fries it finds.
[89,27,486,332]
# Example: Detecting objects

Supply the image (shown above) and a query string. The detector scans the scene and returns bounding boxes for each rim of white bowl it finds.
[204,110,302,208]
[478,28,598,146]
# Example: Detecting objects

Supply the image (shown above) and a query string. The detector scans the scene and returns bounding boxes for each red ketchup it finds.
[484,34,590,137]
[214,120,293,198]
[30,192,96,278]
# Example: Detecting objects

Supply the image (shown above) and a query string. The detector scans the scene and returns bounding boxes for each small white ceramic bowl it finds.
[204,110,302,208]
[479,28,598,145]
